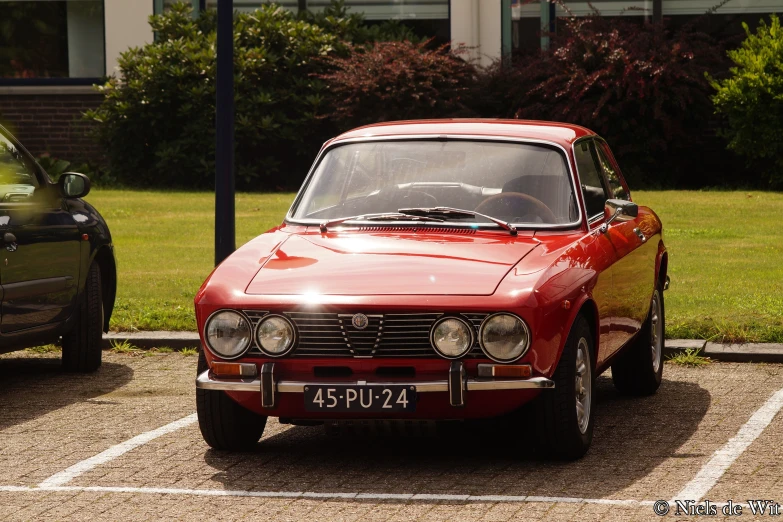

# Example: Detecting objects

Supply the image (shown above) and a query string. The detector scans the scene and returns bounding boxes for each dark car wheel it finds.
[196,351,267,451]
[61,262,103,372]
[611,285,665,396]
[534,315,595,460]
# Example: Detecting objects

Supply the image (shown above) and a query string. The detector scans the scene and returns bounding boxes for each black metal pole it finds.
[653,0,662,23]
[215,0,235,265]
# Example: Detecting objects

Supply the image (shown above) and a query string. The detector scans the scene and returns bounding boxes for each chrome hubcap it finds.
[575,338,591,434]
[651,292,663,373]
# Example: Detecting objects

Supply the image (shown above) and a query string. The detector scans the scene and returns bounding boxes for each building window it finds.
[161,0,448,20]
[158,0,450,45]
[0,0,105,80]
[511,0,782,53]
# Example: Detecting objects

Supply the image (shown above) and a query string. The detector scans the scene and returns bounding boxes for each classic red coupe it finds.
[195,120,668,459]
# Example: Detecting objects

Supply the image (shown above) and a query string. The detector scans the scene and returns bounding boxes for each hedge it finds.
[710,15,783,188]
[86,2,770,190]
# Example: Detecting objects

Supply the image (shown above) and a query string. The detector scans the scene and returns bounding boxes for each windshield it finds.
[290,140,579,226]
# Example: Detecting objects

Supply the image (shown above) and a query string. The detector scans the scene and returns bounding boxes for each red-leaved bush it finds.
[320,40,477,129]
[478,16,734,187]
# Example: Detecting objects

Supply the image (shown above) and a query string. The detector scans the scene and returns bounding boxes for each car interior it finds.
[297,141,581,225]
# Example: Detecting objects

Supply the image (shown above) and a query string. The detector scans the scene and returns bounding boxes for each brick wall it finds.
[0,87,104,165]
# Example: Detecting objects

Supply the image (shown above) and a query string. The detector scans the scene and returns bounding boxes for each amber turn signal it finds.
[211,362,258,378]
[476,364,532,378]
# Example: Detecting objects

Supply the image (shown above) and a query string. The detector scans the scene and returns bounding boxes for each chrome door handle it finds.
[633,228,646,242]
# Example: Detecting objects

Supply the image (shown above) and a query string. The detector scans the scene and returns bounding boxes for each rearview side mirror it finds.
[58,172,91,199]
[600,199,638,233]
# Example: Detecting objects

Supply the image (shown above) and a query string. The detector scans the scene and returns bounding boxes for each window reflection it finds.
[0,134,37,202]
[0,1,105,79]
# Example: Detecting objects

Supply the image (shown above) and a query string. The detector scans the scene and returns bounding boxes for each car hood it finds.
[245,231,540,296]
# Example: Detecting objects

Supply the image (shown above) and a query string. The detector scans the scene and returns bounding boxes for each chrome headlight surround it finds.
[479,312,531,363]
[255,314,297,357]
[204,309,253,360]
[430,316,474,359]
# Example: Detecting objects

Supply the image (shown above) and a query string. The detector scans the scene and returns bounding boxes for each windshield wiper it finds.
[397,207,518,236]
[319,212,445,232]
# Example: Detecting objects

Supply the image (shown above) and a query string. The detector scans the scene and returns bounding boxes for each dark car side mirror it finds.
[600,199,638,233]
[58,172,91,199]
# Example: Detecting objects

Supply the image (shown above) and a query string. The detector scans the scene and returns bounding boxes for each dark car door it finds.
[0,131,81,334]
[594,140,657,348]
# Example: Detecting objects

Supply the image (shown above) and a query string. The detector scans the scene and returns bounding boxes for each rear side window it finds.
[574,140,608,218]
[595,144,628,200]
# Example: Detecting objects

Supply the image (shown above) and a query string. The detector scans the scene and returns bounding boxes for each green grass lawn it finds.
[634,190,783,343]
[87,189,783,342]
[88,190,296,332]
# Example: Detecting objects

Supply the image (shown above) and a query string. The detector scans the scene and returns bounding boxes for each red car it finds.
[195,120,668,459]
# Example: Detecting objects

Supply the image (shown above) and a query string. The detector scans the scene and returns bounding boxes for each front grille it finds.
[244,310,488,358]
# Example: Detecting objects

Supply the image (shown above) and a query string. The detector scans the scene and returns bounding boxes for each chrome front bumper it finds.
[196,361,554,408]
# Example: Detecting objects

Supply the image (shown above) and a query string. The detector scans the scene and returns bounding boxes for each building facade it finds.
[0,0,779,161]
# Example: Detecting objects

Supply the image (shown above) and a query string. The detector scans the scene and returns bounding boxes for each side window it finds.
[573,140,608,218]
[0,133,38,203]
[595,144,628,201]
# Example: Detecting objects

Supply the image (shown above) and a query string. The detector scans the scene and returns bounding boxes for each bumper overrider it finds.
[196,361,555,408]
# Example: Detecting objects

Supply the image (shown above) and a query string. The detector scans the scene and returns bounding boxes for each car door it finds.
[0,131,81,334]
[594,140,657,348]
[573,138,617,367]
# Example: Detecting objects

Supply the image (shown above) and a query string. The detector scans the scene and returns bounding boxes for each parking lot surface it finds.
[1,350,782,521]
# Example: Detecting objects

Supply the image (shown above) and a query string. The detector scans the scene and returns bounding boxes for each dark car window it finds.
[0,133,38,203]
[574,140,608,219]
[595,143,628,201]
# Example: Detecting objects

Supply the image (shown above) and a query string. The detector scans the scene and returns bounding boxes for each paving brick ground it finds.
[1,350,782,521]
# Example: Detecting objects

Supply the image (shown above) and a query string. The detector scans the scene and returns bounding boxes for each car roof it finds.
[332,119,596,149]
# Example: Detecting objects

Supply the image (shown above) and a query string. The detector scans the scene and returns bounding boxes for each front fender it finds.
[66,198,116,331]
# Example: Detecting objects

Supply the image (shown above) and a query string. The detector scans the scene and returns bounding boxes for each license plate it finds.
[304,385,416,412]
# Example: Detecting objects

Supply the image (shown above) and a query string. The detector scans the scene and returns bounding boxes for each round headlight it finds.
[431,317,473,359]
[480,313,530,362]
[205,310,252,359]
[256,315,296,356]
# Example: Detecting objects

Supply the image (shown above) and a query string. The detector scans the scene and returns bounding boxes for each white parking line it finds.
[674,386,783,502]
[21,386,783,507]
[38,414,198,488]
[0,484,656,506]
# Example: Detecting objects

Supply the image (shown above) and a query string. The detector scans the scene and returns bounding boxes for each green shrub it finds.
[35,153,110,184]
[710,15,783,187]
[86,3,337,189]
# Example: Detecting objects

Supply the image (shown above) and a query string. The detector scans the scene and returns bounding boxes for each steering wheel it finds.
[474,192,558,224]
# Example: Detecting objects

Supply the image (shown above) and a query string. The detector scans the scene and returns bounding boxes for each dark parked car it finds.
[0,124,116,371]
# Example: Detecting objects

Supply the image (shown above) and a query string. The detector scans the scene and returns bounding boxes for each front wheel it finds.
[534,315,595,460]
[196,351,267,451]
[61,262,103,372]
[611,286,665,396]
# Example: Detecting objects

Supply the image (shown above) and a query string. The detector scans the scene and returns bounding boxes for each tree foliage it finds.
[711,15,783,187]
[86,3,337,189]
[319,41,477,129]
[477,15,731,187]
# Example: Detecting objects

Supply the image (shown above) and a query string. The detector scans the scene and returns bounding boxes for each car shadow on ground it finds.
[203,375,710,500]
[0,355,133,432]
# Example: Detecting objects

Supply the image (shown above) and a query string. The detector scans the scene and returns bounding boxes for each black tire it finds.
[534,315,595,460]
[62,262,103,372]
[196,351,267,451]
[611,286,665,396]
